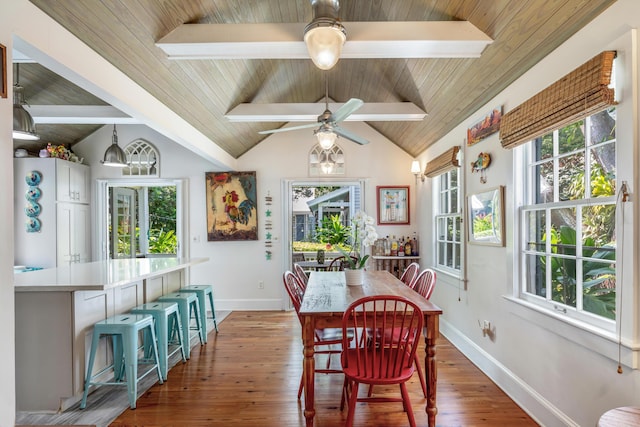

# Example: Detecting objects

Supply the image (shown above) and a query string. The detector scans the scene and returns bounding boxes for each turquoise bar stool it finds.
[130,301,186,380]
[81,313,163,410]
[180,284,219,342]
[157,291,203,359]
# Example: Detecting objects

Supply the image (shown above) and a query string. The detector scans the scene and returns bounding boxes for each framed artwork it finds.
[205,171,258,241]
[467,186,505,246]
[0,44,6,98]
[376,186,409,225]
[467,105,502,146]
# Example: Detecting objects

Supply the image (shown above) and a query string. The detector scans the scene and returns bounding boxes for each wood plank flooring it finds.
[109,311,538,427]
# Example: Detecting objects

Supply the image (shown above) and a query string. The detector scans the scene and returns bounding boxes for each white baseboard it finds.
[439,318,579,427]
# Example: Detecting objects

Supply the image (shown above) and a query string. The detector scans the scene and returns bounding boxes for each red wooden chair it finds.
[282,270,349,399]
[293,263,308,290]
[340,295,424,427]
[413,268,437,300]
[399,262,420,289]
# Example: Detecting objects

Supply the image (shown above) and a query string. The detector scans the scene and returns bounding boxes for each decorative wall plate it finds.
[25,186,42,201]
[25,170,42,186]
[25,202,42,217]
[26,217,41,233]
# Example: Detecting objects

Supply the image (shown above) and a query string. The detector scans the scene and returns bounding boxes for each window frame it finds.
[516,112,617,332]
[433,168,463,277]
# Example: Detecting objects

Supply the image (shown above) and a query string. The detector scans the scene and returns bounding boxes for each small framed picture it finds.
[467,186,505,246]
[0,44,7,98]
[376,186,410,225]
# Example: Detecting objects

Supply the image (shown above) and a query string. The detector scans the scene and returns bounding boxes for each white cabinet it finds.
[14,157,91,268]
[56,160,90,203]
[57,203,91,266]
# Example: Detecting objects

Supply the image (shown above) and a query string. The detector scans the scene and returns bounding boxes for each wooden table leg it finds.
[302,315,316,427]
[424,314,439,426]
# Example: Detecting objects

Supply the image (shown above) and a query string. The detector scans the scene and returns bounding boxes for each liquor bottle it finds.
[384,235,391,256]
[390,235,398,256]
[412,232,419,256]
[398,236,405,257]
[404,236,412,256]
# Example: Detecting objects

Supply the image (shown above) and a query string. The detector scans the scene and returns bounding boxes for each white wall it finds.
[0,10,17,427]
[415,1,640,426]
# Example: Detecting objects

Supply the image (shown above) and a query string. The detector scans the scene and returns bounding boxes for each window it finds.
[435,168,462,274]
[519,109,616,328]
[309,144,344,175]
[123,139,159,176]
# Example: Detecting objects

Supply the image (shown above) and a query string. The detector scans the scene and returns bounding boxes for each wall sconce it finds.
[411,160,424,182]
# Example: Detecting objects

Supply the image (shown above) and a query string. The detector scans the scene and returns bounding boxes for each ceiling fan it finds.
[258,75,369,147]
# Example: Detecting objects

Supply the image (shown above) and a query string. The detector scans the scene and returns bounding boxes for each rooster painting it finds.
[222,190,254,230]
[205,171,258,241]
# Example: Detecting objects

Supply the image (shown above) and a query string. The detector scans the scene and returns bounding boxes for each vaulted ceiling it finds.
[15,0,616,160]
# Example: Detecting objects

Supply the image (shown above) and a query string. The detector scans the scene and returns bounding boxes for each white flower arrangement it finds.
[339,211,379,269]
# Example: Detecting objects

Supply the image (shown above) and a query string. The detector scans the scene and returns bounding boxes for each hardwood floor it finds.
[110,311,538,427]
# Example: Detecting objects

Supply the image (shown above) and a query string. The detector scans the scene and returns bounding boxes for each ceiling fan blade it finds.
[333,125,369,145]
[258,123,319,135]
[331,98,364,123]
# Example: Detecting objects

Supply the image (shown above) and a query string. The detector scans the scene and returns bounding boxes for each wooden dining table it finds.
[298,270,443,427]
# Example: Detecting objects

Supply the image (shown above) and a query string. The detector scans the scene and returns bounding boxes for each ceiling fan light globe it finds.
[304,23,346,70]
[316,129,337,150]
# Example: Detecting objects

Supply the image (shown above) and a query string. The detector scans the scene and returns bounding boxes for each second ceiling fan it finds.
[258,75,369,147]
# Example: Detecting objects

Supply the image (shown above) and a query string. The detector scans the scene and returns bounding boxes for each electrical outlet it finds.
[258,281,264,289]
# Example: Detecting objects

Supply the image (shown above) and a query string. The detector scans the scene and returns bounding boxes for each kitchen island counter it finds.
[15,257,209,413]
[14,257,208,292]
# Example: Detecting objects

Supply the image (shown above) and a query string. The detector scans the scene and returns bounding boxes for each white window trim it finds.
[432,169,464,281]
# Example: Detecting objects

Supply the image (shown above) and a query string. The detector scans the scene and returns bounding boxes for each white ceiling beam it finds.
[156,21,493,60]
[225,102,427,122]
[25,105,139,124]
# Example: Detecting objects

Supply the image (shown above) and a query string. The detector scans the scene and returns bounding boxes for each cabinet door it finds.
[57,203,91,265]
[74,204,91,263]
[167,270,183,293]
[56,160,90,203]
[57,203,74,266]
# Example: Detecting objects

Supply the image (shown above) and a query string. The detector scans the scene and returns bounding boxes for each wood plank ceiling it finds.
[17,0,616,159]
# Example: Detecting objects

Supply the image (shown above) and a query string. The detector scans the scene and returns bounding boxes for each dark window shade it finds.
[500,51,617,150]
[425,146,460,178]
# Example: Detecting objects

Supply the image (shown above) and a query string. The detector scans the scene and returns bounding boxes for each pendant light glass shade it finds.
[101,125,128,167]
[12,64,39,141]
[304,19,346,70]
[315,124,338,150]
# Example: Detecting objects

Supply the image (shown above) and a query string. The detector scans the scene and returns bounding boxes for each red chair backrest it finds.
[283,271,305,321]
[293,264,308,290]
[413,268,437,299]
[399,262,420,288]
[341,295,423,379]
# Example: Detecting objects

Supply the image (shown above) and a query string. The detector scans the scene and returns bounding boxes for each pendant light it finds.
[303,0,346,70]
[13,64,39,140]
[101,124,128,167]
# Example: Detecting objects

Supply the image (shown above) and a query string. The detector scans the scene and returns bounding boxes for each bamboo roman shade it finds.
[424,146,460,178]
[500,51,616,150]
